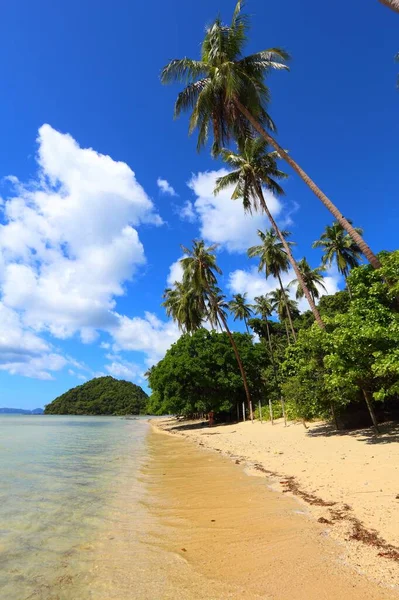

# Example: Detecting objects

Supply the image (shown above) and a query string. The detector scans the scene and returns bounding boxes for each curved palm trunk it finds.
[379,0,399,12]
[265,318,287,426]
[244,317,250,334]
[276,273,297,342]
[235,100,382,270]
[217,308,254,422]
[257,186,325,329]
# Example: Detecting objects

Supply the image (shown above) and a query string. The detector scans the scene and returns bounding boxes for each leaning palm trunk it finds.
[379,0,399,12]
[217,308,254,422]
[276,273,297,342]
[235,100,382,270]
[362,389,380,434]
[265,319,287,426]
[256,185,325,329]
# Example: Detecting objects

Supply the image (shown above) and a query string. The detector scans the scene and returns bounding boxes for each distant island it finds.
[0,408,44,415]
[44,376,148,415]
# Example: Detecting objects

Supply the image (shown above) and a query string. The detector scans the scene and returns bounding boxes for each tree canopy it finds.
[44,376,148,416]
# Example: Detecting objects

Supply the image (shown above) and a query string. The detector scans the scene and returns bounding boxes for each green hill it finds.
[44,376,148,415]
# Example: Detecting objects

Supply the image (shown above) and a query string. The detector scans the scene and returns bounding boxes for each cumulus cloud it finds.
[111,312,180,366]
[228,265,341,313]
[157,177,177,196]
[0,124,163,378]
[166,257,184,287]
[187,170,282,253]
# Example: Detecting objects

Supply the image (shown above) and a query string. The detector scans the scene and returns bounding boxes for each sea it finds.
[0,415,149,600]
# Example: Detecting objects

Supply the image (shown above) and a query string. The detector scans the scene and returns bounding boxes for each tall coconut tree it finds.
[180,240,254,420]
[214,137,325,328]
[248,229,297,340]
[229,293,253,333]
[312,221,363,294]
[162,282,203,333]
[289,258,327,303]
[269,288,299,344]
[253,294,287,424]
[161,1,381,270]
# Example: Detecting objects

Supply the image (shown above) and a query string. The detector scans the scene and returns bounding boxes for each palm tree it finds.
[214,137,324,328]
[229,293,252,333]
[379,0,399,13]
[269,288,299,344]
[253,294,287,425]
[248,229,297,340]
[161,1,381,270]
[162,282,203,333]
[180,240,254,420]
[312,222,363,294]
[289,258,327,303]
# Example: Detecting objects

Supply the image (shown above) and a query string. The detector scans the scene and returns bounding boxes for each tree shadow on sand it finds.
[307,421,399,445]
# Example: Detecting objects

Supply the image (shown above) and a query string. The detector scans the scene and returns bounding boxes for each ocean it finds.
[0,415,149,600]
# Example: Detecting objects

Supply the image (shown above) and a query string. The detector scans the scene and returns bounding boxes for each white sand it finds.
[155,417,399,590]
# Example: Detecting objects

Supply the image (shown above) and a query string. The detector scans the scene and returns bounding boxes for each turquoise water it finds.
[0,415,149,600]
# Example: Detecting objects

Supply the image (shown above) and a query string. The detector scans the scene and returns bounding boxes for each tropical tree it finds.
[269,288,299,343]
[161,1,381,269]
[248,229,297,340]
[214,136,324,328]
[313,221,363,294]
[162,282,203,333]
[179,240,254,420]
[253,294,287,424]
[229,293,253,333]
[289,258,327,303]
[378,0,399,13]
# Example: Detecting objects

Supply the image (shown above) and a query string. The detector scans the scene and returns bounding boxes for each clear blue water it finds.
[0,415,149,600]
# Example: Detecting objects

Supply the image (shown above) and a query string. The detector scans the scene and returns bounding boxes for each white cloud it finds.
[0,125,166,379]
[187,170,282,253]
[166,257,184,287]
[228,265,342,313]
[111,311,180,366]
[0,124,162,341]
[105,358,143,381]
[100,342,111,350]
[178,200,196,223]
[157,177,177,196]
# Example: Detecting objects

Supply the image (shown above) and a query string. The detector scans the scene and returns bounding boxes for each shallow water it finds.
[1,416,397,599]
[0,415,148,600]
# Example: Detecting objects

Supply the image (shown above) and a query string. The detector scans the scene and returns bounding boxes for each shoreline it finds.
[151,417,399,591]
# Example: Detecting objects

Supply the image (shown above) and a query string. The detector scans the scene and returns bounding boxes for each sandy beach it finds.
[153,417,399,592]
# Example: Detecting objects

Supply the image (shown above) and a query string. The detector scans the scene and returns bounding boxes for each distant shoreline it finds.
[151,417,399,592]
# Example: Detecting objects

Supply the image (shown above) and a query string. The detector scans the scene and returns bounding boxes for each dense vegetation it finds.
[45,376,148,416]
[150,2,399,433]
[149,252,399,430]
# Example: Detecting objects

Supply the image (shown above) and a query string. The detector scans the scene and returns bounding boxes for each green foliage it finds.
[44,376,148,416]
[147,329,268,417]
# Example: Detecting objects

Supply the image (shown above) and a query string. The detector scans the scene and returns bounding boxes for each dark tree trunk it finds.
[257,186,325,329]
[362,389,380,433]
[218,308,254,422]
[265,319,287,426]
[235,99,382,270]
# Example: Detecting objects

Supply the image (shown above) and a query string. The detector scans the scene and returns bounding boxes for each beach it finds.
[152,417,399,594]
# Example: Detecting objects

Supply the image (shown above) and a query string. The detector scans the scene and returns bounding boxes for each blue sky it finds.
[0,0,398,408]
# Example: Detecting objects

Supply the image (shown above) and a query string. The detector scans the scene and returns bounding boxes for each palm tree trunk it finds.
[284,319,290,344]
[362,389,380,433]
[277,273,297,341]
[217,308,254,422]
[244,318,250,334]
[379,0,399,12]
[265,319,286,426]
[234,99,382,270]
[257,186,325,329]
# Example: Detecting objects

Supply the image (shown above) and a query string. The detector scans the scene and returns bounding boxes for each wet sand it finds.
[91,426,398,599]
